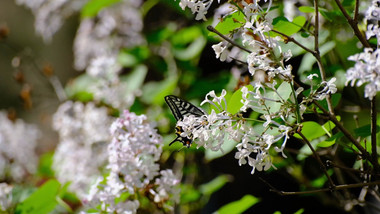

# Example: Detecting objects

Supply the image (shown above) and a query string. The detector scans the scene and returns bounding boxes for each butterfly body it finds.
[165,95,205,147]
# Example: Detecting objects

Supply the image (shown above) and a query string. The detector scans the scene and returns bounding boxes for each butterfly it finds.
[165,95,206,147]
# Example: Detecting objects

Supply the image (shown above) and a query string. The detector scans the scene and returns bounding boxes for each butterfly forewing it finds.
[165,95,206,147]
[165,95,205,121]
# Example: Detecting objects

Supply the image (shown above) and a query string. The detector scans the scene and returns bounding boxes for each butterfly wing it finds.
[164,95,205,121]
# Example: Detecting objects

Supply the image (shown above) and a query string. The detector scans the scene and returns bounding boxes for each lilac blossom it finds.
[52,101,112,199]
[0,111,40,182]
[85,111,180,213]
[346,48,380,100]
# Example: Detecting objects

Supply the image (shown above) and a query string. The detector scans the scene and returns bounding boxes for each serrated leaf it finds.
[212,11,245,36]
[215,195,259,214]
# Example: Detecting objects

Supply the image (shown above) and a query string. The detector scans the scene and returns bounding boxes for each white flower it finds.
[212,42,229,61]
[0,183,12,211]
[52,101,112,199]
[0,111,40,182]
[85,111,180,213]
[346,48,380,100]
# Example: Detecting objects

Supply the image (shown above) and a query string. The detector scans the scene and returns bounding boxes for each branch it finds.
[207,25,252,54]
[334,0,371,48]
[312,100,374,165]
[270,29,315,54]
[297,131,335,189]
[371,96,379,176]
[314,0,334,114]
[269,181,380,196]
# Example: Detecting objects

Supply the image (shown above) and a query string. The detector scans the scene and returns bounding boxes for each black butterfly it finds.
[165,95,205,147]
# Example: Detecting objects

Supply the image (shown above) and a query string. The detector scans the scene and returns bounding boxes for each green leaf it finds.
[298,41,336,74]
[354,124,380,137]
[199,175,231,196]
[215,195,259,214]
[141,77,178,105]
[205,138,237,161]
[265,81,292,114]
[65,74,95,101]
[121,65,148,94]
[37,152,54,177]
[299,6,314,13]
[16,180,60,214]
[227,85,254,114]
[272,16,306,36]
[212,11,245,36]
[317,133,339,147]
[294,121,324,141]
[118,46,150,67]
[180,184,201,203]
[173,37,207,60]
[81,0,121,18]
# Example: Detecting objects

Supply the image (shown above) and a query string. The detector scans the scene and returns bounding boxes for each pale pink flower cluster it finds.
[0,111,39,182]
[52,101,112,199]
[85,111,180,213]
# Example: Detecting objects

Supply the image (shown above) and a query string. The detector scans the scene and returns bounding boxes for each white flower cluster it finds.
[15,0,89,42]
[0,111,39,182]
[0,183,13,211]
[74,0,144,71]
[85,111,180,213]
[16,0,144,71]
[345,0,380,100]
[175,89,293,174]
[86,56,138,109]
[346,48,380,100]
[52,101,112,199]
[178,0,219,21]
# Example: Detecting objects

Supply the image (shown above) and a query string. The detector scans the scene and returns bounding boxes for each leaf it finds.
[212,11,245,36]
[81,0,121,18]
[205,137,236,161]
[299,6,314,13]
[15,180,60,214]
[199,175,231,196]
[294,121,325,141]
[141,76,178,105]
[317,133,340,147]
[215,195,259,214]
[227,85,254,114]
[118,46,150,67]
[180,184,201,203]
[354,124,380,137]
[272,16,306,36]
[265,81,292,114]
[173,37,207,60]
[298,41,335,74]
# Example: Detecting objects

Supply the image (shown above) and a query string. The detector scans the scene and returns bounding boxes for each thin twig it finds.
[327,160,377,175]
[334,0,371,48]
[269,181,380,196]
[297,131,336,190]
[354,0,360,21]
[371,96,379,176]
[207,25,252,53]
[314,0,334,114]
[270,29,315,54]
[313,100,374,165]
